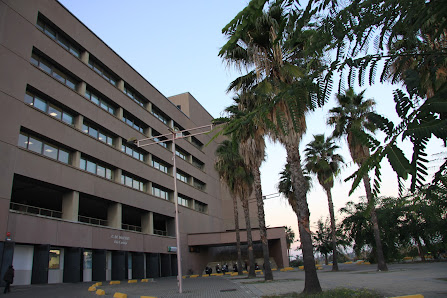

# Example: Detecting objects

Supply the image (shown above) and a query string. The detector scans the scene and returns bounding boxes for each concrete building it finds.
[0,0,288,285]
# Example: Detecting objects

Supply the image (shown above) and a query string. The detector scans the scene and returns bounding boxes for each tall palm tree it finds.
[304,134,344,271]
[224,93,273,280]
[220,1,323,293]
[215,139,248,276]
[328,88,388,271]
[214,139,255,277]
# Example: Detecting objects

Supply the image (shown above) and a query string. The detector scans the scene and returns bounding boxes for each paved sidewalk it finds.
[1,262,446,297]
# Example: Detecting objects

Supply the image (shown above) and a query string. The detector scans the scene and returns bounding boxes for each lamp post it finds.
[131,124,214,293]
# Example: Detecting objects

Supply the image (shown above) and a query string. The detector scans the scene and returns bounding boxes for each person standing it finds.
[3,265,14,294]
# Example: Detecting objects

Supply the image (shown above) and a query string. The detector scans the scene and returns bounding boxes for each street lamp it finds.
[131,124,214,293]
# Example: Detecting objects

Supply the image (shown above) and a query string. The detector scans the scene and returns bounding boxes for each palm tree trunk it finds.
[253,167,273,280]
[325,254,328,265]
[233,195,244,276]
[241,198,256,278]
[325,188,339,271]
[286,143,322,294]
[415,236,426,262]
[363,174,388,271]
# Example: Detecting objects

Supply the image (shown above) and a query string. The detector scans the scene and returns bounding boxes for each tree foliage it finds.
[304,0,447,194]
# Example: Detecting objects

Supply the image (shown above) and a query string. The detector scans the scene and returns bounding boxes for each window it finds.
[124,85,146,107]
[175,148,188,161]
[80,156,113,179]
[191,137,203,150]
[121,143,145,162]
[152,185,170,201]
[176,171,189,183]
[122,112,145,133]
[192,157,205,170]
[152,131,169,149]
[193,179,206,191]
[195,201,207,213]
[151,107,169,125]
[120,173,145,191]
[88,57,117,86]
[151,157,169,173]
[36,15,81,58]
[30,51,77,90]
[84,89,115,115]
[25,90,74,125]
[82,122,114,146]
[178,195,190,207]
[18,131,70,164]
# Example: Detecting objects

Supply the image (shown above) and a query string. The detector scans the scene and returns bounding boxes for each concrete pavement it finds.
[1,262,446,297]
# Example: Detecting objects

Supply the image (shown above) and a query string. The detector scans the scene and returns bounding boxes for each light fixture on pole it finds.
[131,123,215,293]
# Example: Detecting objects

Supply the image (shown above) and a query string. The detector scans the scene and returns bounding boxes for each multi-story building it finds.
[0,0,288,285]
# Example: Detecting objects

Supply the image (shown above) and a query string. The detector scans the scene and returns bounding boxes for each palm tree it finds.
[215,139,256,277]
[215,139,250,276]
[304,134,344,271]
[220,1,323,293]
[285,226,295,261]
[224,93,273,280]
[328,88,388,271]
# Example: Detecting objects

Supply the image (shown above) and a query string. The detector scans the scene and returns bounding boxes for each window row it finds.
[80,156,113,180]
[121,173,145,191]
[82,122,114,146]
[121,143,145,162]
[85,89,116,115]
[123,112,145,133]
[25,90,74,125]
[18,132,70,164]
[36,15,81,58]
[17,132,208,213]
[152,157,169,174]
[88,56,118,86]
[124,85,146,107]
[31,51,77,90]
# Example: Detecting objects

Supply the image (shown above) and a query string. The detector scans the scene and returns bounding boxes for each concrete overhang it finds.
[187,226,286,246]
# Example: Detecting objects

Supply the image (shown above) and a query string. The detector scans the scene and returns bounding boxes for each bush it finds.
[289,258,304,267]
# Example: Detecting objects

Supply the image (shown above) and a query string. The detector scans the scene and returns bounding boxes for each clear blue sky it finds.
[59,0,444,256]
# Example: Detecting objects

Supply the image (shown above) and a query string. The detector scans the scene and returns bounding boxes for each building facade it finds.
[0,0,288,285]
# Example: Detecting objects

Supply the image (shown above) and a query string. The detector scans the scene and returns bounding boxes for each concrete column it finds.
[168,119,174,129]
[148,154,153,166]
[116,137,123,151]
[107,202,122,229]
[80,50,89,64]
[116,107,123,119]
[148,182,152,194]
[147,102,153,113]
[74,114,84,130]
[191,200,196,211]
[62,191,79,221]
[72,151,81,168]
[187,154,192,164]
[76,81,86,96]
[141,212,154,234]
[114,168,122,184]
[117,80,125,92]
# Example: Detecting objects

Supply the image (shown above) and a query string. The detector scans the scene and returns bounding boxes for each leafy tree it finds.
[215,139,253,276]
[220,1,326,293]
[304,134,344,271]
[313,218,332,265]
[328,88,388,271]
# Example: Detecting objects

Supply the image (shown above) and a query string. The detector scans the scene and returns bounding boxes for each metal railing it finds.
[10,202,62,219]
[122,223,142,232]
[153,229,167,236]
[78,215,108,226]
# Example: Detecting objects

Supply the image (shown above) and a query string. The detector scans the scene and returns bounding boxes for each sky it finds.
[59,0,444,257]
